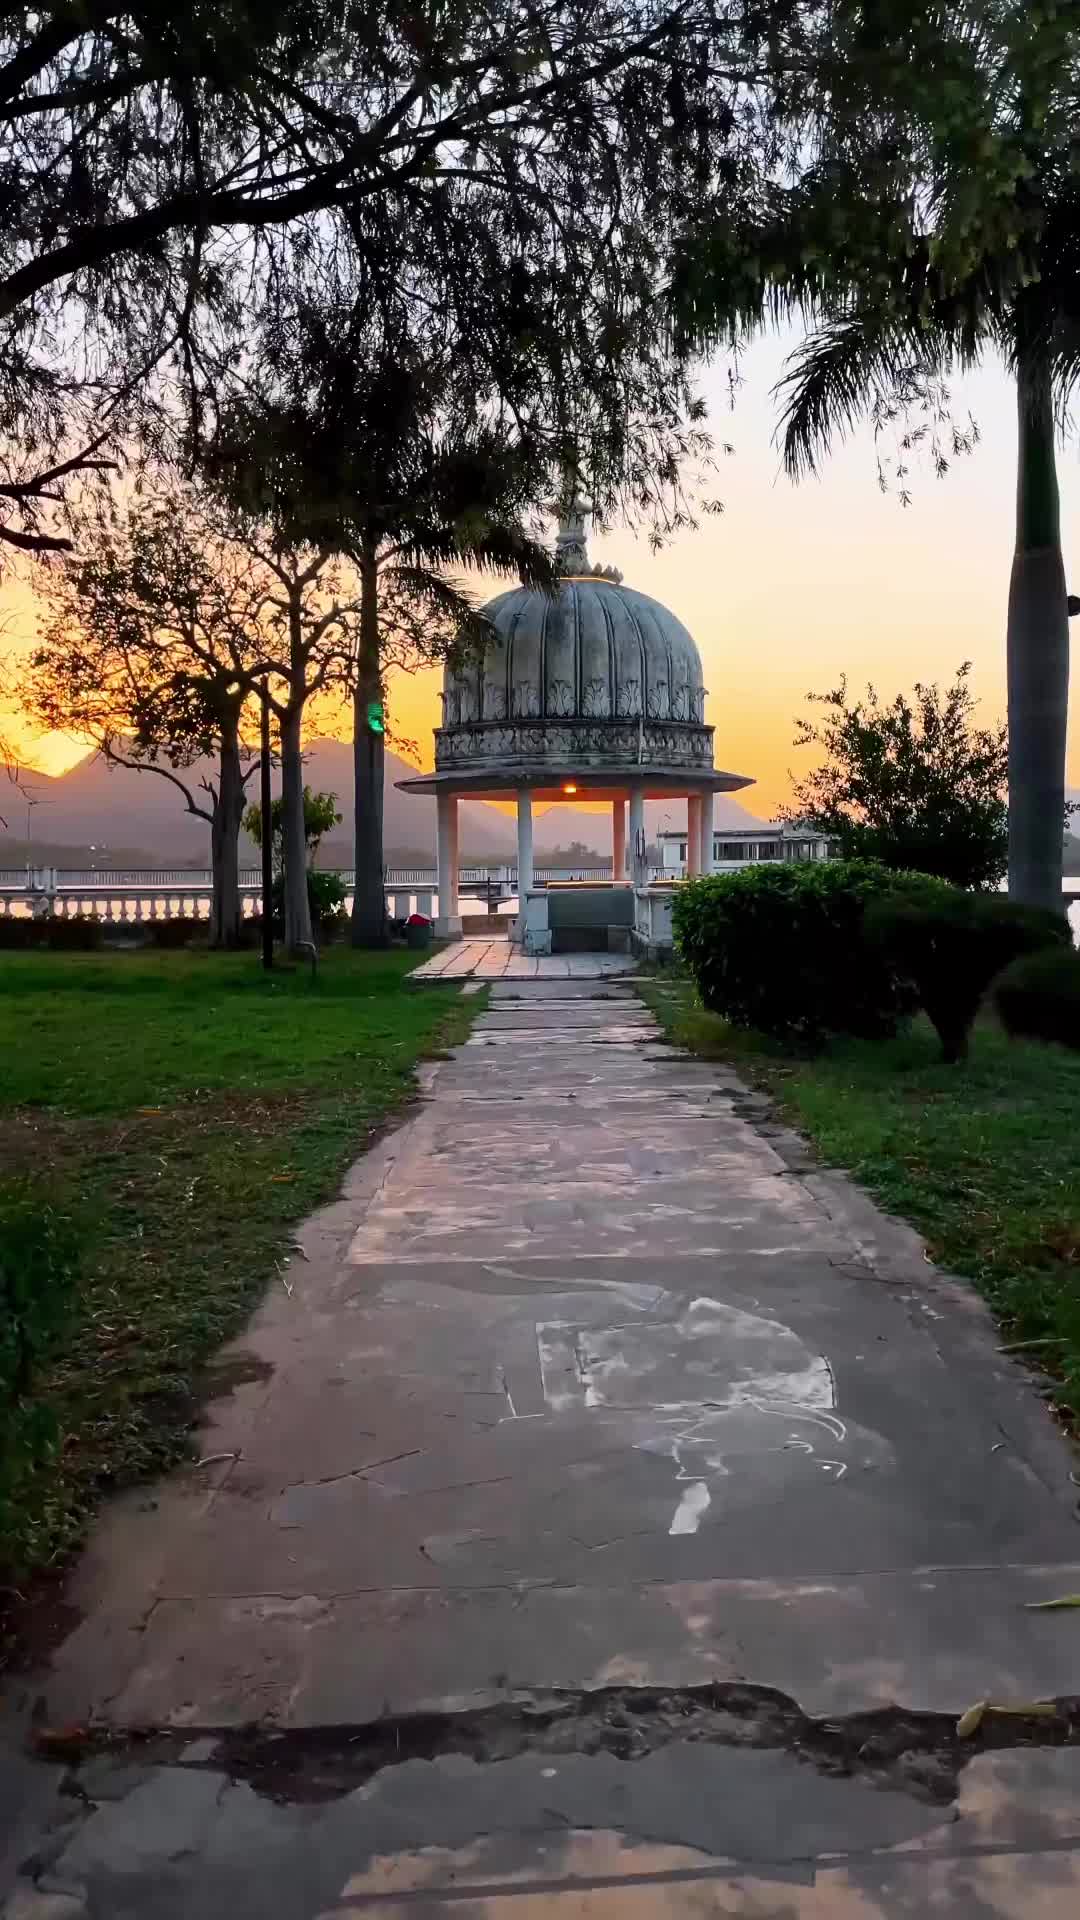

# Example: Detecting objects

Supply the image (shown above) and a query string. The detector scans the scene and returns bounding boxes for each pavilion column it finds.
[628,786,646,884]
[697,788,714,877]
[612,798,627,881]
[436,789,461,938]
[516,787,534,919]
[686,795,703,876]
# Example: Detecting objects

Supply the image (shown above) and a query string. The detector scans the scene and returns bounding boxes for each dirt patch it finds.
[0,1089,317,1180]
[0,1572,83,1676]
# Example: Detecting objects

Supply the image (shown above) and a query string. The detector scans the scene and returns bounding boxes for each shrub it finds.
[0,913,103,951]
[45,912,103,951]
[672,859,942,1046]
[147,916,198,948]
[308,869,348,931]
[0,914,48,949]
[993,944,1080,1052]
[866,891,1069,1063]
[0,1187,80,1564]
[268,870,349,937]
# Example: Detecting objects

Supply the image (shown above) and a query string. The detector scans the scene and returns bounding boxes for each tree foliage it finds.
[207,293,560,943]
[242,787,341,873]
[679,0,1080,911]
[785,666,1008,890]
[0,0,780,555]
[25,487,270,944]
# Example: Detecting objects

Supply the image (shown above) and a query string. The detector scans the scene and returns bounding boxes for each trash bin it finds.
[405,913,432,951]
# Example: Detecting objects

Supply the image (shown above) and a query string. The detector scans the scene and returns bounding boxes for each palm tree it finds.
[219,308,556,944]
[347,426,555,946]
[772,173,1080,910]
[678,3,1080,911]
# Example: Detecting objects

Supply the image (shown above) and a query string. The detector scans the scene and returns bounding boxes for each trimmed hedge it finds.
[672,859,947,1046]
[993,943,1080,1052]
[0,913,103,951]
[0,1188,81,1561]
[866,890,1069,1063]
[146,917,199,948]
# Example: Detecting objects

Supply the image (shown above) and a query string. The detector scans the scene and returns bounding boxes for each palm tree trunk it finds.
[350,541,387,948]
[209,710,244,948]
[1007,350,1069,910]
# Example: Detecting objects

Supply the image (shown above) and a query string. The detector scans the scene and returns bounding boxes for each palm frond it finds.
[779,319,921,479]
[386,564,480,626]
[777,311,956,480]
[396,524,554,592]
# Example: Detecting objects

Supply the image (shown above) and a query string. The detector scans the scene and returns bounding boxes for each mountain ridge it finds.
[2,741,766,865]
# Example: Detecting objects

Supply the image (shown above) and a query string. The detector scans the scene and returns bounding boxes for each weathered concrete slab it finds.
[8,1741,1080,1919]
[8,982,1080,1916]
[29,986,1080,1737]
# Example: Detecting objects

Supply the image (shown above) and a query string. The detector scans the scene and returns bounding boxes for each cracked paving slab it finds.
[6,978,1080,1915]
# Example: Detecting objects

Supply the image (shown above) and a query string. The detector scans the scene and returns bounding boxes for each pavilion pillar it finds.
[435,790,461,938]
[686,795,703,876]
[698,788,714,876]
[516,789,534,904]
[628,786,646,885]
[612,798,627,881]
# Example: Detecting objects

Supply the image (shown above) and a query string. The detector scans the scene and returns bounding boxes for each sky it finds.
[4,322,1079,822]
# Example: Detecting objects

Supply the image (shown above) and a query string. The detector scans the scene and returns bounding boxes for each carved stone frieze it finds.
[434,718,715,773]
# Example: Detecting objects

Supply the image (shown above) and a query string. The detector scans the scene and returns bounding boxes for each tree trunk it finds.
[209,712,245,948]
[280,703,314,953]
[350,544,387,948]
[1007,350,1069,910]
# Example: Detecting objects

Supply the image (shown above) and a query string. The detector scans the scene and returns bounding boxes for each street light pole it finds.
[260,679,273,972]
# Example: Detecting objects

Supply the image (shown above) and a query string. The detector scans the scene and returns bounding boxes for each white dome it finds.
[442,576,707,729]
[436,557,716,784]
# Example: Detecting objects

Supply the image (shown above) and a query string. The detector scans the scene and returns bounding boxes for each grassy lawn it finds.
[642,978,1080,1423]
[0,947,475,1603]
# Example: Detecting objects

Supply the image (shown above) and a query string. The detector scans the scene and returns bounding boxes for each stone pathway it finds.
[411,938,636,981]
[6,979,1080,1917]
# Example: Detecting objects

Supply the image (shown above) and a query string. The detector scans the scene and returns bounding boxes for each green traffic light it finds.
[367,701,385,735]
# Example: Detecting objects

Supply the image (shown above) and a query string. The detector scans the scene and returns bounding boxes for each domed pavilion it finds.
[396,505,754,939]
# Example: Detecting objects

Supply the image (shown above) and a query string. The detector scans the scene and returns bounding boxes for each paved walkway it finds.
[6,981,1080,1917]
[412,938,636,981]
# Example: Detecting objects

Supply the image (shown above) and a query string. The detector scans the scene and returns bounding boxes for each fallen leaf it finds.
[956,1701,987,1738]
[1024,1595,1080,1611]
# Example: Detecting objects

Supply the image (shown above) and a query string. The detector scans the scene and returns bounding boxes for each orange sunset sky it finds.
[4,323,1079,822]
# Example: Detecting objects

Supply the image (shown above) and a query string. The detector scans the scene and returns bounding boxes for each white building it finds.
[657,824,834,878]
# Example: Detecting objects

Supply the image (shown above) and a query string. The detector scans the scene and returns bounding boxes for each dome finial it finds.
[555,483,591,575]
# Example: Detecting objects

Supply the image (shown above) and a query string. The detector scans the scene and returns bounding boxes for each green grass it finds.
[0,947,476,1592]
[642,978,1080,1422]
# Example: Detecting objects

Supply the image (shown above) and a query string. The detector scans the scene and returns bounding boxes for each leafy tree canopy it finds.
[0,0,780,555]
[783,665,1009,890]
[243,788,341,872]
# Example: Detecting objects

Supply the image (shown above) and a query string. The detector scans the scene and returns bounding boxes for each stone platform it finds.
[411,937,637,982]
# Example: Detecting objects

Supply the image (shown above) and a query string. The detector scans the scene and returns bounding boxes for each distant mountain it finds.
[0,834,167,869]
[1,742,765,868]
